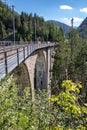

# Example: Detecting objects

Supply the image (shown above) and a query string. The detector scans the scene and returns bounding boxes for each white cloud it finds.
[80,8,87,13]
[73,17,83,22]
[60,17,83,27]
[60,5,73,10]
[61,18,71,25]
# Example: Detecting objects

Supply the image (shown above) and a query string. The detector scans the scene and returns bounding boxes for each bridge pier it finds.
[46,48,51,97]
[25,54,37,100]
[24,48,52,99]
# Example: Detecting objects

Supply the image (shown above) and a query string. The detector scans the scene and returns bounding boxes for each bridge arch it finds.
[34,50,47,91]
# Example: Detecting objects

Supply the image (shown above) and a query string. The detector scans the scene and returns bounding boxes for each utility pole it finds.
[35,19,36,42]
[12,5,15,44]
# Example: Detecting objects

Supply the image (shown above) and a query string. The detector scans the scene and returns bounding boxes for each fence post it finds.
[27,45,29,56]
[4,51,8,74]
[30,45,32,54]
[23,47,25,60]
[17,48,19,65]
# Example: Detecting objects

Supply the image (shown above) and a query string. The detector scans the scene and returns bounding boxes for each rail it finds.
[0,42,55,80]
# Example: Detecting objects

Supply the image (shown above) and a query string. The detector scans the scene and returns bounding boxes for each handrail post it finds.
[4,51,8,74]
[23,47,25,60]
[17,48,19,65]
[27,45,29,56]
[30,45,32,53]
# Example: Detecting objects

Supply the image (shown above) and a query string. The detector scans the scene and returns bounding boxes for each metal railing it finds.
[0,41,55,80]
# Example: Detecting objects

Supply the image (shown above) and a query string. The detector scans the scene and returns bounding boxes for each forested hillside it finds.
[0,0,63,42]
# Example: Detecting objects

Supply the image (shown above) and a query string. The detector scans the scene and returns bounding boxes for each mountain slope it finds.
[77,17,87,39]
[47,20,71,34]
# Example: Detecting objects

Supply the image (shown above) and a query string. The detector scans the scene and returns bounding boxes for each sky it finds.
[2,0,87,27]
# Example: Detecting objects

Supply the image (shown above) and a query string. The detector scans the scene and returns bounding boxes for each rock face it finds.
[77,17,87,38]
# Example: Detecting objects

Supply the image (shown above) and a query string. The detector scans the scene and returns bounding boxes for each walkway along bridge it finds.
[0,41,55,98]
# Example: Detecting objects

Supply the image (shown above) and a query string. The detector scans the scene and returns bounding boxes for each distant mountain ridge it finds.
[47,20,71,34]
[77,17,87,39]
[48,18,87,38]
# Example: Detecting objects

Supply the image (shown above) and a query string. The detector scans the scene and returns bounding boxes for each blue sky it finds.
[2,0,87,27]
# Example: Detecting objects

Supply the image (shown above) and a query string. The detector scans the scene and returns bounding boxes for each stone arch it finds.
[34,50,47,91]
[13,62,31,95]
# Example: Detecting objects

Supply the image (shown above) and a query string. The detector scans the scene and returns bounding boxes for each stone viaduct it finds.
[0,42,55,98]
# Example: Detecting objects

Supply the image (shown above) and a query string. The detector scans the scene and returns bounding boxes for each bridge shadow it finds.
[13,62,31,96]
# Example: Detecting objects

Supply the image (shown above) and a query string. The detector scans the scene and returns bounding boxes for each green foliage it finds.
[52,28,87,101]
[0,77,87,129]
[50,80,87,129]
[0,78,56,130]
[0,21,7,39]
[52,38,70,87]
